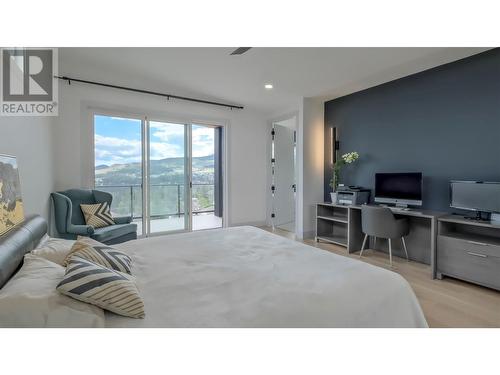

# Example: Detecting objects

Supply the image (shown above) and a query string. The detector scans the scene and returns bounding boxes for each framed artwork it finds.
[0,154,24,236]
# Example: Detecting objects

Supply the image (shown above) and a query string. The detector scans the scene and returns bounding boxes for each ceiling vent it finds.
[230,47,252,55]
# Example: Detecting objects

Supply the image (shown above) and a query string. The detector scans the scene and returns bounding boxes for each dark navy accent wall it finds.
[324,48,500,212]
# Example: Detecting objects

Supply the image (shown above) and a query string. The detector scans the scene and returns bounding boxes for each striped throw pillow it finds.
[80,202,115,228]
[57,256,145,319]
[63,236,132,274]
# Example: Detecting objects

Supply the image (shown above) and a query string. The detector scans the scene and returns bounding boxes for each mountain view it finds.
[95,155,215,218]
[95,154,215,185]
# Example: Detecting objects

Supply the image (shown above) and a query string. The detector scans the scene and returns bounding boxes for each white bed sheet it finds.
[107,226,428,328]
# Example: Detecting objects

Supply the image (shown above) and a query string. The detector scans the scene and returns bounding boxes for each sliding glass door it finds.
[93,114,223,237]
[94,114,145,235]
[191,124,222,231]
[147,121,188,234]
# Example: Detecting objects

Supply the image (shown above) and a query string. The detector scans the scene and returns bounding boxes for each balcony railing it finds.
[96,183,215,220]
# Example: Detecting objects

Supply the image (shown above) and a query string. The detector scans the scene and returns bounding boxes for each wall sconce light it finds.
[330,127,333,164]
[331,126,338,165]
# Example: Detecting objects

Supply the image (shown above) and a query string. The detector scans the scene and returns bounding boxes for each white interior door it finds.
[273,124,296,230]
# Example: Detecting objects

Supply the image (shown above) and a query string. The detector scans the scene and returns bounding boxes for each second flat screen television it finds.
[375,172,423,207]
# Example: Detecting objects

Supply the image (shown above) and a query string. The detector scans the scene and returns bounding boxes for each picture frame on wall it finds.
[0,154,24,236]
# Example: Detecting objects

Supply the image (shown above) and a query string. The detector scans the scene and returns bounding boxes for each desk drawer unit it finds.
[437,236,500,290]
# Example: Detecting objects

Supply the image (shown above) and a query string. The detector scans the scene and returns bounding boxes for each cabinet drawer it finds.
[438,235,500,258]
[437,237,500,290]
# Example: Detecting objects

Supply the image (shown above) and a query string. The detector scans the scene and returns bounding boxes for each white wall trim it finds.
[296,97,324,239]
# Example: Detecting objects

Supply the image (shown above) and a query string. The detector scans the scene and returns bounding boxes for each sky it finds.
[94,115,215,166]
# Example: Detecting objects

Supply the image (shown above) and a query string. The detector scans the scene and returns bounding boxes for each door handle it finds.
[467,251,487,258]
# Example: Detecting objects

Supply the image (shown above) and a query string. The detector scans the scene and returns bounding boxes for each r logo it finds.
[2,48,53,102]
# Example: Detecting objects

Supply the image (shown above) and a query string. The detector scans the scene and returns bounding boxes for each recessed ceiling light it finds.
[265,84,273,89]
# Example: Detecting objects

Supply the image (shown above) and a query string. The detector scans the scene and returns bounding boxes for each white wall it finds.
[53,81,268,227]
[296,97,324,239]
[0,116,55,221]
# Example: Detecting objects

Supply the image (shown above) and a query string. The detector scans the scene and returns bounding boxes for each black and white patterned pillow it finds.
[57,256,145,319]
[80,202,115,228]
[63,236,132,274]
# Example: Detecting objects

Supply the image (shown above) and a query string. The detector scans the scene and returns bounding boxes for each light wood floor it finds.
[261,226,500,328]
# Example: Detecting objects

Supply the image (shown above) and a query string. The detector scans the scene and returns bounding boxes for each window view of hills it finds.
[95,154,215,218]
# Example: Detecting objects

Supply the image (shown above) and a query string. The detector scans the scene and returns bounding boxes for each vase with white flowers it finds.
[329,151,360,203]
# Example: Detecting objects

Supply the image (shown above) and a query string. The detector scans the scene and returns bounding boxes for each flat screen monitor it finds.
[450,181,500,213]
[375,172,423,207]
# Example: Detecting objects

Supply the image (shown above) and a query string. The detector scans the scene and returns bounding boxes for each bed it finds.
[0,216,428,328]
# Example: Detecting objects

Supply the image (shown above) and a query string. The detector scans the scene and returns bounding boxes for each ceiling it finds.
[59,47,490,115]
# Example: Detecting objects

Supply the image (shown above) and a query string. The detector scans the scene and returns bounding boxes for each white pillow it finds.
[0,254,105,328]
[58,256,145,319]
[63,236,133,274]
[31,237,75,265]
[34,233,50,248]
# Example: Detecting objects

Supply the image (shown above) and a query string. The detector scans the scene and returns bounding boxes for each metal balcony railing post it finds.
[130,185,134,219]
[177,184,181,217]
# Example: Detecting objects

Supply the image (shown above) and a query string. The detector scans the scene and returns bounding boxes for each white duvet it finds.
[108,226,427,328]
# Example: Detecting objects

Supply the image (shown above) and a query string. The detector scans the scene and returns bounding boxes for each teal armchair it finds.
[51,189,137,245]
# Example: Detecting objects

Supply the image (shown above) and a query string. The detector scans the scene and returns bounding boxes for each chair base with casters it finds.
[51,189,137,245]
[359,205,411,267]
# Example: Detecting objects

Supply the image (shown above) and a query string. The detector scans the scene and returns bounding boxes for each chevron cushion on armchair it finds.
[51,189,137,245]
[80,202,115,228]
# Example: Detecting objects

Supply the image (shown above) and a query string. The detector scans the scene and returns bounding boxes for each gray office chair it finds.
[359,205,410,266]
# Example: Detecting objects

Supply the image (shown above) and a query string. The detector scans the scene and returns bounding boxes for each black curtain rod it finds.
[54,75,244,110]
